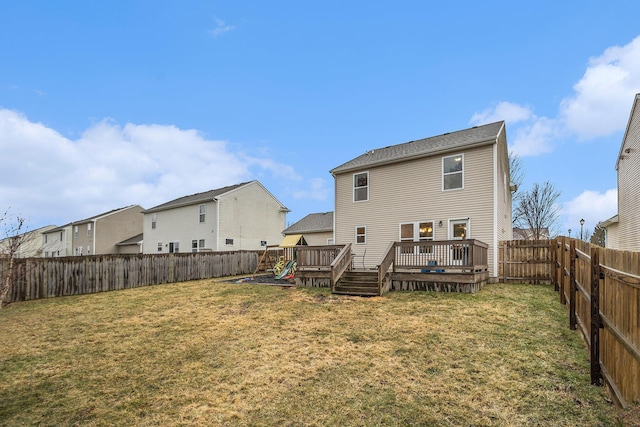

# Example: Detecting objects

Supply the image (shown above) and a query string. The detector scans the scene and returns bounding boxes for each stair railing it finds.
[330,243,352,292]
[377,241,396,295]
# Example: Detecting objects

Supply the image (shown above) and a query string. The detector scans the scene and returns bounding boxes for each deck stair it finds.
[333,270,379,296]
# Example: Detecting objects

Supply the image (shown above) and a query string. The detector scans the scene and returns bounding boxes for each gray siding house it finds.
[282,212,334,246]
[142,181,288,254]
[330,121,513,281]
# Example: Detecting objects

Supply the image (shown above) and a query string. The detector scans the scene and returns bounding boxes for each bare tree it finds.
[513,181,561,239]
[0,209,27,308]
[590,224,606,247]
[509,151,524,198]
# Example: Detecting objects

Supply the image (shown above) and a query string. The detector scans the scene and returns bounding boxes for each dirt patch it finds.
[226,274,295,287]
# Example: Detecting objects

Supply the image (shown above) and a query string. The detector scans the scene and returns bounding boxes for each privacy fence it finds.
[1,251,258,304]
[500,238,640,408]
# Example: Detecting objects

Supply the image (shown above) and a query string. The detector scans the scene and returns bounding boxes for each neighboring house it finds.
[42,224,73,257]
[513,227,550,240]
[0,225,56,258]
[116,233,143,254]
[282,212,334,246]
[330,121,513,281]
[142,180,289,254]
[69,205,144,256]
[598,93,640,251]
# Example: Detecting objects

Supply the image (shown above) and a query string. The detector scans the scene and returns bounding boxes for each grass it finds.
[0,279,625,426]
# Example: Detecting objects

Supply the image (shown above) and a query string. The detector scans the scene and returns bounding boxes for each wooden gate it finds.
[499,240,552,284]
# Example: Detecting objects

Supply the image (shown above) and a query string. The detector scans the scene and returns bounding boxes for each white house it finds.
[142,181,289,254]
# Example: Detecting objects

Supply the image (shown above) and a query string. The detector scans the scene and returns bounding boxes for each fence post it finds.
[569,239,577,330]
[590,246,602,385]
[559,237,567,305]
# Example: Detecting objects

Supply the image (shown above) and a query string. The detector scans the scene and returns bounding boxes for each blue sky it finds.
[1,1,639,238]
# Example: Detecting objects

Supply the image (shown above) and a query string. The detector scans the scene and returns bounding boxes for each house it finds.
[142,181,288,254]
[67,205,144,256]
[329,121,513,282]
[282,212,334,246]
[0,225,56,258]
[42,224,72,257]
[598,93,640,251]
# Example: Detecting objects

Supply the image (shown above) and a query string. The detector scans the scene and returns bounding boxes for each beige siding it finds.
[496,129,514,244]
[94,206,144,254]
[297,231,334,246]
[618,99,640,251]
[335,143,501,277]
[606,222,620,249]
[217,182,287,251]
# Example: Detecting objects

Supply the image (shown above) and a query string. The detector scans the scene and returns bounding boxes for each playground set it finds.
[253,234,307,280]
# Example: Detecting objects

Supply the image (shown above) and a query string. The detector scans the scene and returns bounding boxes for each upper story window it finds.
[353,172,369,202]
[443,154,463,191]
[87,223,92,236]
[151,213,157,229]
[74,225,78,238]
[199,205,206,223]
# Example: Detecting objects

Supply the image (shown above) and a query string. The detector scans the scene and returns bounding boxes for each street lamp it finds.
[568,229,572,238]
[580,218,585,240]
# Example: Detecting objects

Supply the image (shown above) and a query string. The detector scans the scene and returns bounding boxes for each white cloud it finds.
[471,35,640,157]
[209,17,235,37]
[560,36,640,140]
[0,109,304,226]
[470,101,535,125]
[470,101,560,156]
[561,188,617,234]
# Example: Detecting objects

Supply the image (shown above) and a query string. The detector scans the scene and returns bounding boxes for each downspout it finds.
[215,198,220,251]
[92,219,97,255]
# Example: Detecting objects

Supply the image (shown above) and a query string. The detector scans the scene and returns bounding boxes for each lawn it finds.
[0,279,622,426]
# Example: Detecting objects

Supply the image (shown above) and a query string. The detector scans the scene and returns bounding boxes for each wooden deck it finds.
[287,240,489,296]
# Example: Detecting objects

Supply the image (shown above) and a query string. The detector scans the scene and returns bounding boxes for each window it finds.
[44,235,48,244]
[87,223,92,236]
[60,231,63,240]
[192,239,206,252]
[400,221,434,254]
[199,205,206,223]
[157,242,163,252]
[169,242,179,253]
[74,225,78,238]
[355,226,366,244]
[353,172,369,202]
[151,213,157,229]
[226,238,234,245]
[443,154,463,190]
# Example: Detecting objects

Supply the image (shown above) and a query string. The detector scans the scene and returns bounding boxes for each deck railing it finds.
[393,239,488,271]
[295,245,345,270]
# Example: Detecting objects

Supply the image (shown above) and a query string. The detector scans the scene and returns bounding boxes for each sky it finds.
[1,1,640,239]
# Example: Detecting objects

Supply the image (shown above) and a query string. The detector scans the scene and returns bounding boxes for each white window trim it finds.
[199,204,206,223]
[398,221,435,242]
[355,226,367,244]
[448,218,471,240]
[353,171,369,202]
[442,153,464,191]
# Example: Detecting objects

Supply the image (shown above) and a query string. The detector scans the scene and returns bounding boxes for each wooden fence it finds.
[499,239,552,284]
[502,238,640,407]
[553,237,640,408]
[1,251,258,304]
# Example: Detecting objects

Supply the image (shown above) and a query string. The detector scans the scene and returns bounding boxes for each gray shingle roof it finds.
[144,182,251,213]
[283,212,333,234]
[330,121,505,174]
